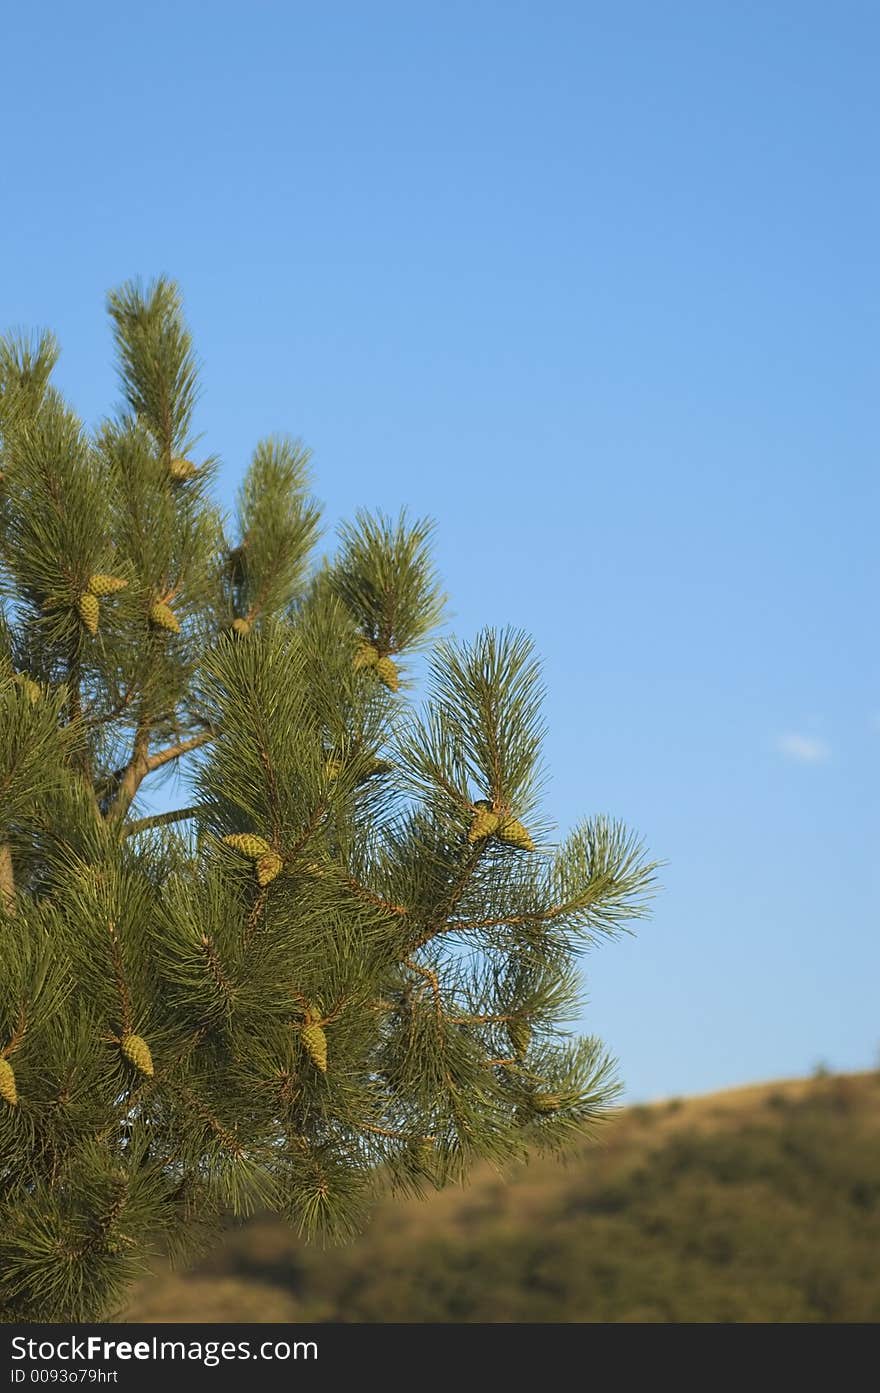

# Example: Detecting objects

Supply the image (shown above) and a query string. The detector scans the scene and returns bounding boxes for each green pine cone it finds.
[13,674,42,704]
[497,817,535,851]
[0,1057,18,1106]
[507,1019,531,1060]
[170,457,198,480]
[77,591,100,635]
[353,642,379,672]
[227,545,247,583]
[361,758,393,780]
[301,1022,328,1073]
[531,1092,562,1114]
[88,573,129,596]
[149,601,181,634]
[222,833,271,859]
[468,805,501,843]
[256,851,283,886]
[409,1136,436,1169]
[375,655,399,691]
[121,1033,154,1078]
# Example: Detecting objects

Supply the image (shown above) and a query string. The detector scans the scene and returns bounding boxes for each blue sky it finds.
[2,2,876,1101]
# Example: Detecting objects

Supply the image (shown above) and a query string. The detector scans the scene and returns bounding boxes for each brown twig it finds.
[289,802,328,859]
[405,959,443,1022]
[178,1086,243,1157]
[447,1011,514,1025]
[360,1121,436,1143]
[200,933,235,1002]
[243,884,269,948]
[82,688,135,729]
[107,920,133,1035]
[0,843,14,917]
[2,1004,28,1058]
[441,906,563,933]
[410,842,486,951]
[346,875,408,916]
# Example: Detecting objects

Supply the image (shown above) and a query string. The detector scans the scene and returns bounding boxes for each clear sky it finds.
[2,2,876,1101]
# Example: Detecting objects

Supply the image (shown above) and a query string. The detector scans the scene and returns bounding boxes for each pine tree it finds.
[0,280,658,1321]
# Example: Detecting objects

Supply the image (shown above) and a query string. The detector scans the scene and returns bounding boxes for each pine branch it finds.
[106,728,215,822]
[359,1121,435,1143]
[106,718,150,822]
[199,932,235,1004]
[4,1005,28,1057]
[411,843,487,950]
[346,874,408,916]
[330,510,446,653]
[64,639,84,734]
[406,959,443,1019]
[243,884,270,948]
[227,438,321,622]
[146,729,215,774]
[64,635,101,819]
[107,277,199,460]
[289,801,327,858]
[443,903,573,933]
[106,920,133,1035]
[83,691,135,730]
[177,1086,244,1157]
[124,806,201,836]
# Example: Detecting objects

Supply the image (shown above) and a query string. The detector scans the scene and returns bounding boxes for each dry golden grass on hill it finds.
[126,1071,880,1324]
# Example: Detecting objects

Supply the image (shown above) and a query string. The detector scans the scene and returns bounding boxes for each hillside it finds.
[126,1071,880,1323]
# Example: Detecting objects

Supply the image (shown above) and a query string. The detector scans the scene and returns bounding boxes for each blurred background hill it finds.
[126,1069,880,1323]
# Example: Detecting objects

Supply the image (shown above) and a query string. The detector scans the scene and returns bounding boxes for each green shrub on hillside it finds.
[128,1074,880,1323]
